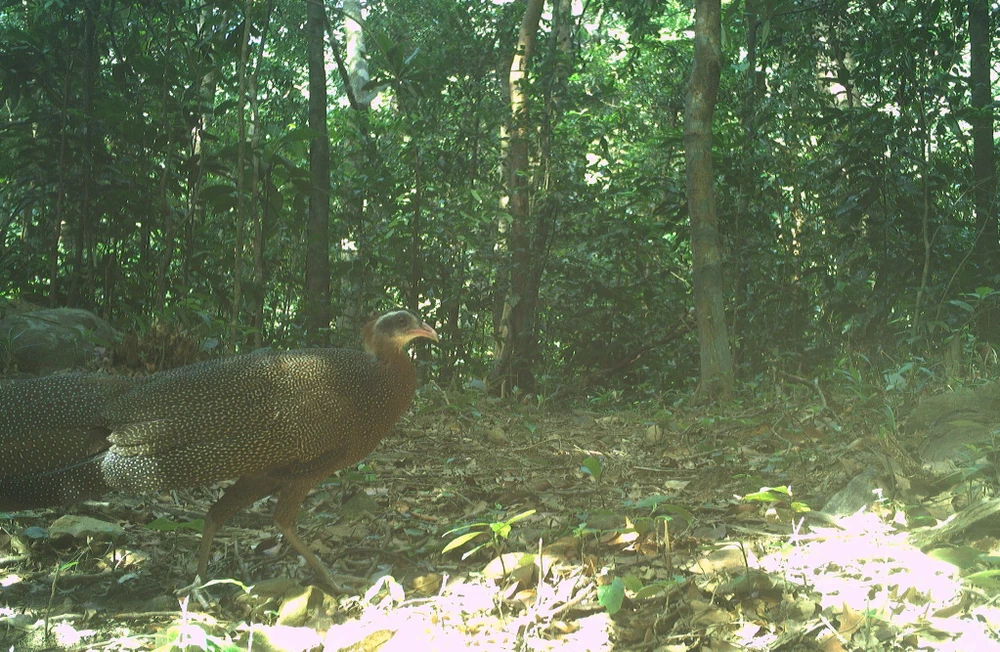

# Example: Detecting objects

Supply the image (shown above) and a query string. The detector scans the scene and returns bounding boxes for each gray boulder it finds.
[0,308,119,374]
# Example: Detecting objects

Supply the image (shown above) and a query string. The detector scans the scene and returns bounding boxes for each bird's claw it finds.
[176,574,213,610]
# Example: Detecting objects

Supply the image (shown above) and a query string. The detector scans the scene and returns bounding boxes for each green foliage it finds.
[0,0,991,393]
[598,573,684,615]
[442,508,536,560]
[580,456,603,482]
[153,623,239,652]
[743,486,810,513]
[597,576,625,615]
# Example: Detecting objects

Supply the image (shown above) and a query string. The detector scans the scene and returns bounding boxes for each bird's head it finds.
[363,310,439,357]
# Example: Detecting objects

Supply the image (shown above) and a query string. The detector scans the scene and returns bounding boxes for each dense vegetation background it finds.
[0,0,996,402]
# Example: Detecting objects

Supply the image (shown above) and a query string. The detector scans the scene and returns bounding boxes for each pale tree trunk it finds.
[305,0,331,340]
[685,0,733,399]
[334,0,373,334]
[491,0,545,396]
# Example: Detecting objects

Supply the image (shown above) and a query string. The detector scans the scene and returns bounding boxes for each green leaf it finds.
[928,546,982,570]
[965,569,1000,590]
[656,504,695,525]
[442,530,484,554]
[635,583,670,600]
[505,509,537,526]
[635,494,673,509]
[491,522,512,539]
[597,577,625,615]
[744,487,790,503]
[581,456,603,481]
[622,574,644,592]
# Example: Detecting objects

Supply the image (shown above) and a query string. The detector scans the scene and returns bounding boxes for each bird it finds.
[0,309,438,590]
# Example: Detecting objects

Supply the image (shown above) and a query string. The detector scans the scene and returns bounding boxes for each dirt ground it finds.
[2,385,999,651]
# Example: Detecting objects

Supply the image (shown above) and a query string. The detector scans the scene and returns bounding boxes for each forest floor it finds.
[2,382,999,651]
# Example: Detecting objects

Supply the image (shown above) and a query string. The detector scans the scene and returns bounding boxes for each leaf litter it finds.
[1,386,999,650]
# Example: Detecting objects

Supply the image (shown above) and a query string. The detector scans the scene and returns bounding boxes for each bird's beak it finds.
[412,323,439,343]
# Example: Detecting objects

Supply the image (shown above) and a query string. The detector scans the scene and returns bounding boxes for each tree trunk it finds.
[970,0,996,266]
[249,0,274,349]
[69,0,99,308]
[229,0,252,351]
[336,0,372,333]
[183,7,225,293]
[154,7,177,314]
[685,0,733,399]
[305,0,331,340]
[492,0,545,396]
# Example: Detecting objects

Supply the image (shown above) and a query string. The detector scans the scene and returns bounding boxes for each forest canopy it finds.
[0,0,996,397]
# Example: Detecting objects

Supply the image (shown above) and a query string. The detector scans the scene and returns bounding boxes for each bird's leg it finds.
[272,477,349,594]
[197,476,279,580]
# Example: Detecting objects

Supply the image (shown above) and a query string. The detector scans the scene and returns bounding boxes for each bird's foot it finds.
[176,574,213,610]
[315,570,372,596]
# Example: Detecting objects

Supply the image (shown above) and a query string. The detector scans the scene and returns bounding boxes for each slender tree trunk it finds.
[970,0,995,265]
[333,0,373,333]
[492,0,544,395]
[686,0,733,399]
[249,0,274,349]
[183,7,224,292]
[229,0,252,351]
[154,7,177,314]
[730,0,759,371]
[70,0,99,308]
[408,139,423,312]
[51,73,72,306]
[305,0,331,340]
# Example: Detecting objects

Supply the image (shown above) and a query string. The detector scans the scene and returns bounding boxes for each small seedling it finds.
[442,509,537,560]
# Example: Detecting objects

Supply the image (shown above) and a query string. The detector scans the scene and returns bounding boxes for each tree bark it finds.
[305,0,331,340]
[154,7,177,314]
[69,0,99,308]
[249,0,274,349]
[334,0,373,333]
[229,0,252,351]
[492,0,545,396]
[685,0,733,399]
[969,0,995,266]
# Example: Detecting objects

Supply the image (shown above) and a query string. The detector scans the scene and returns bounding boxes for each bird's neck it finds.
[377,349,418,410]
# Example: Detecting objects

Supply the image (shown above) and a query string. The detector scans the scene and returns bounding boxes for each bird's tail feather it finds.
[0,453,110,510]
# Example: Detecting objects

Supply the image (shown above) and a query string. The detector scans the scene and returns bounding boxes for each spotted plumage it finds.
[0,310,438,588]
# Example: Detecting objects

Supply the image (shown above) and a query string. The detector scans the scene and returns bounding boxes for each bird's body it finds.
[0,310,438,588]
[102,346,416,491]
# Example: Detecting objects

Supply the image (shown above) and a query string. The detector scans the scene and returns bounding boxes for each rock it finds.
[49,515,125,543]
[341,491,379,516]
[906,383,1000,465]
[822,468,885,516]
[0,308,119,374]
[276,585,332,627]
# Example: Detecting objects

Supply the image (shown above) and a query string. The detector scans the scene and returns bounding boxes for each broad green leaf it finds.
[597,577,625,615]
[442,531,484,554]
